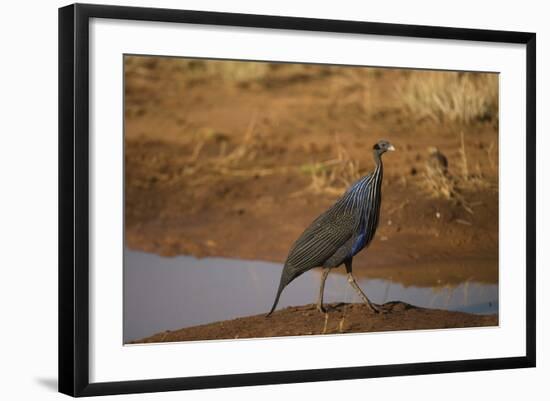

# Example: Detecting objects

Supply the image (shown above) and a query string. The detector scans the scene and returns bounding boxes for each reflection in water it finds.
[124,250,498,343]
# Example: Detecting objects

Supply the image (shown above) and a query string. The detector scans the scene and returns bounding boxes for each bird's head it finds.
[427,146,440,155]
[373,140,396,155]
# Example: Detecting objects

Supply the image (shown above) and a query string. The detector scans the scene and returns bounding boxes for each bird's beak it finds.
[388,144,396,151]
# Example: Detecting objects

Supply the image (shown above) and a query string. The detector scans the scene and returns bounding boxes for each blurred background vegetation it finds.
[124,55,499,286]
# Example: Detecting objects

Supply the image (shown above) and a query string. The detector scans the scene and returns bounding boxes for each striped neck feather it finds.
[341,161,383,210]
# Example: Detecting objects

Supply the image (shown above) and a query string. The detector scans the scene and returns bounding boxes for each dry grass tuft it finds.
[169,112,293,188]
[299,139,362,197]
[203,60,271,83]
[214,112,260,167]
[125,56,270,84]
[418,131,496,213]
[421,162,475,214]
[322,313,329,334]
[422,164,456,199]
[338,305,348,333]
[126,55,336,89]
[400,71,498,125]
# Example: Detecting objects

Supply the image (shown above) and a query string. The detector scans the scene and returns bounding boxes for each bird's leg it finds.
[347,274,380,313]
[345,259,380,314]
[317,268,331,313]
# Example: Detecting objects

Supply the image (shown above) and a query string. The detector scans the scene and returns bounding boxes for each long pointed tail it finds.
[266,266,295,317]
[266,280,285,317]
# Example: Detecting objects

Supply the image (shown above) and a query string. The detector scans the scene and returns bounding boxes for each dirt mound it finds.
[132,302,498,344]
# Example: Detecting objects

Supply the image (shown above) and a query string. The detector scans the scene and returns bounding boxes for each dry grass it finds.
[125,56,270,84]
[127,56,498,204]
[400,71,499,125]
[181,113,294,183]
[190,126,411,202]
[338,305,348,333]
[201,60,271,83]
[418,131,496,213]
[321,306,349,334]
[322,313,329,334]
[422,164,457,200]
[213,112,260,167]
[125,56,333,86]
[298,139,362,197]
[126,57,499,125]
[188,123,364,198]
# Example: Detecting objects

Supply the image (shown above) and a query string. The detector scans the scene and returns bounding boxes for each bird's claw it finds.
[369,304,386,314]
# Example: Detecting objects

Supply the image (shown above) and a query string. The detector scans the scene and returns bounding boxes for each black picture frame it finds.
[58,3,536,397]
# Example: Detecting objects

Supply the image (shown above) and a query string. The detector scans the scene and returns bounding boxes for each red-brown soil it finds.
[124,57,499,341]
[132,302,498,344]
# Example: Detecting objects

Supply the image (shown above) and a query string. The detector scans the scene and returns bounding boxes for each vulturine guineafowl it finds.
[427,146,448,176]
[267,139,395,316]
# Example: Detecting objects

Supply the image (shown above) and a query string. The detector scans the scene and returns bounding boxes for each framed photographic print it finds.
[58,3,536,397]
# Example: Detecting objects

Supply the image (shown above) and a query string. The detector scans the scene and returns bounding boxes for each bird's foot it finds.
[367,303,386,314]
[317,304,327,314]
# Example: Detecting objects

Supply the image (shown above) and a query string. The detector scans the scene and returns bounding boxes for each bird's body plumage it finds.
[267,141,392,316]
[287,162,382,274]
[427,146,448,175]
